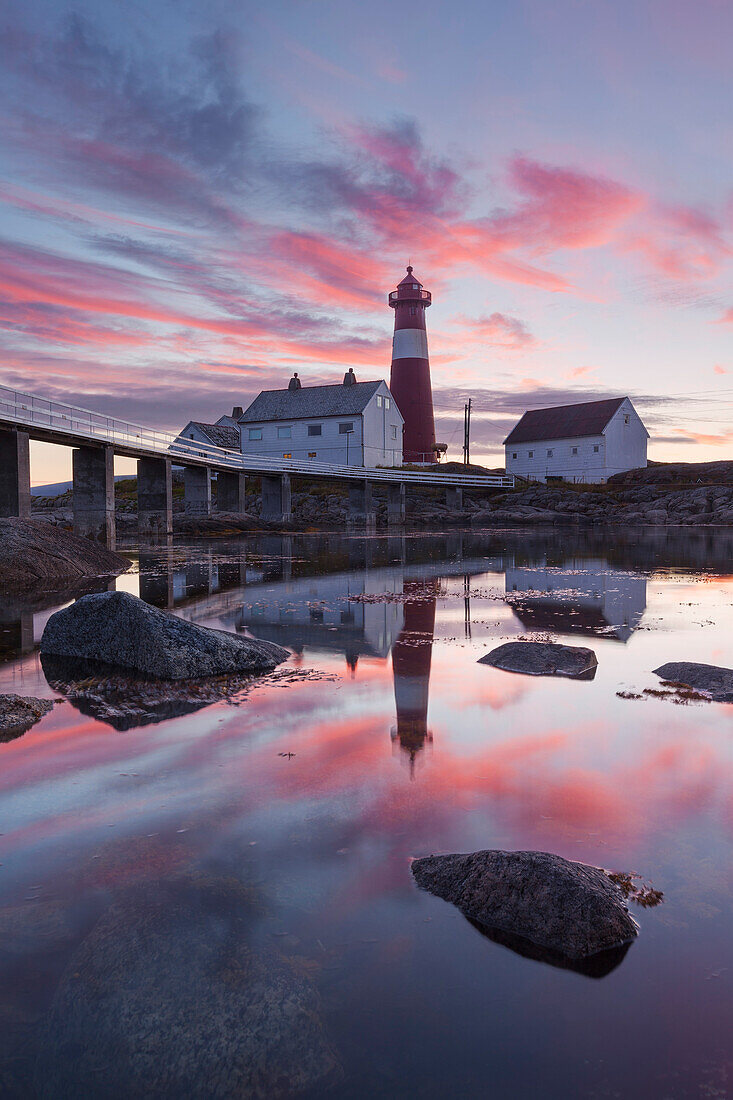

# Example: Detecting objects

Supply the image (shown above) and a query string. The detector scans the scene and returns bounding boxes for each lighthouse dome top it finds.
[389,265,432,308]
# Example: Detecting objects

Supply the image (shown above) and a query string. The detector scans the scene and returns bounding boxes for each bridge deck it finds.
[0,383,513,490]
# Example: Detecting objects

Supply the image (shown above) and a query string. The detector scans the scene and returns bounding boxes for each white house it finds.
[177,408,242,451]
[238,370,404,467]
[504,397,648,484]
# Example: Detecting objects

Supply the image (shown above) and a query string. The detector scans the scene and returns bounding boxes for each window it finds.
[512,452,517,459]
[391,425,398,440]
[412,283,419,290]
[528,450,534,458]
[248,427,262,441]
[308,451,317,458]
[385,397,390,409]
[624,415,630,425]
[339,422,354,434]
[277,425,291,439]
[282,452,292,459]
[307,424,321,436]
[593,444,600,453]
[572,446,578,455]
[376,395,383,407]
[409,306,417,315]
[547,449,553,458]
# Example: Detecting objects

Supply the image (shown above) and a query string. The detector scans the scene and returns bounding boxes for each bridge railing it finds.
[0,382,514,489]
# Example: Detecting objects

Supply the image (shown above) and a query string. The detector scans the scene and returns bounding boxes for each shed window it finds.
[339,422,354,434]
[385,397,390,409]
[307,424,321,436]
[282,452,292,459]
[572,446,578,455]
[528,450,534,458]
[248,428,262,441]
[308,451,317,458]
[593,445,600,453]
[376,395,383,407]
[277,425,291,439]
[624,415,630,424]
[391,425,398,440]
[547,448,553,458]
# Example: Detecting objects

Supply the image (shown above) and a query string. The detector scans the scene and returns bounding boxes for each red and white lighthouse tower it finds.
[389,265,436,464]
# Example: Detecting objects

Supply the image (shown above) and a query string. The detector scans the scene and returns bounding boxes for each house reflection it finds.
[504,560,647,642]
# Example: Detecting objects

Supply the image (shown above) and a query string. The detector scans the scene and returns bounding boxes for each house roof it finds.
[503,397,628,446]
[239,380,389,423]
[188,422,240,449]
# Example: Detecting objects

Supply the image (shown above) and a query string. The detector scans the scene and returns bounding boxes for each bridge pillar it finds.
[73,444,115,547]
[261,474,291,523]
[348,480,376,526]
[184,466,212,515]
[137,456,172,542]
[0,429,31,519]
[387,482,406,525]
[446,485,463,510]
[217,471,246,513]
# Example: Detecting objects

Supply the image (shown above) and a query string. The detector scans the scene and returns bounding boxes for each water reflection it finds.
[505,560,647,641]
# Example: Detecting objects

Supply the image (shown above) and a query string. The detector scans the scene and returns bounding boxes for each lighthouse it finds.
[389,266,436,464]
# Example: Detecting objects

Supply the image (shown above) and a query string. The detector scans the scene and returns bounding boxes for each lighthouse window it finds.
[307,424,322,436]
[409,307,417,315]
[412,283,419,289]
[339,422,354,434]
[277,425,291,439]
[248,428,262,441]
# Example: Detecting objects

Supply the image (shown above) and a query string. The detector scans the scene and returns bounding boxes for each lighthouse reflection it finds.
[390,580,438,772]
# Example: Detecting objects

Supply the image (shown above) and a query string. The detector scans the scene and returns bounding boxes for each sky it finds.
[1,0,732,483]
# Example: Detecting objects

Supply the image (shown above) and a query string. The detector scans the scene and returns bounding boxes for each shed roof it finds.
[239,380,388,423]
[187,422,240,449]
[503,397,628,446]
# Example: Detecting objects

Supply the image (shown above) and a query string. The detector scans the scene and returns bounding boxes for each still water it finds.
[1,527,732,1098]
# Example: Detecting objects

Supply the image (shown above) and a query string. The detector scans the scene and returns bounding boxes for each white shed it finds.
[504,397,648,484]
[238,370,404,467]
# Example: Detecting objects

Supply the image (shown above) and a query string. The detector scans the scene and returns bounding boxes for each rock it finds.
[412,849,638,974]
[653,661,733,702]
[478,640,597,679]
[41,591,289,680]
[0,518,129,589]
[35,877,342,1098]
[40,654,288,730]
[0,693,53,741]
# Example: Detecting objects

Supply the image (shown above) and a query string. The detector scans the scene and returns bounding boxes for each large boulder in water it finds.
[412,849,638,971]
[35,877,342,1098]
[653,661,733,702]
[478,640,597,679]
[41,590,288,680]
[0,518,129,589]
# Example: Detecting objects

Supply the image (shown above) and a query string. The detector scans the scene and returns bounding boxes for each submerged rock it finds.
[653,661,733,702]
[0,693,53,741]
[35,877,342,1098]
[478,640,597,679]
[412,849,638,969]
[40,591,289,680]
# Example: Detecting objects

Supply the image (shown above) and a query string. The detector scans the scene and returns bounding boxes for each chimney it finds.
[231,406,243,420]
[343,368,356,386]
[288,372,302,391]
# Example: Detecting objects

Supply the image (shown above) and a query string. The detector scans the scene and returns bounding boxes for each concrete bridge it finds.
[0,382,513,546]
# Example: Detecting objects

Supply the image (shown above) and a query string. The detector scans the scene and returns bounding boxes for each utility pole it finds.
[462,399,472,466]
